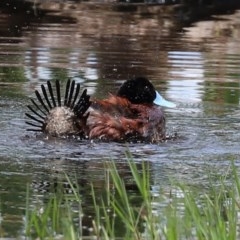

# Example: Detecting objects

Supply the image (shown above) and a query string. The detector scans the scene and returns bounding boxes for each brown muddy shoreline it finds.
[1,0,240,26]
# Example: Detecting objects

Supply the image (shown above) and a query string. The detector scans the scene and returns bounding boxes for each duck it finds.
[25,77,175,143]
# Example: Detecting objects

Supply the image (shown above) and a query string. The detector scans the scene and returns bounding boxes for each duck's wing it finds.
[86,110,145,141]
[87,103,166,142]
[91,95,137,118]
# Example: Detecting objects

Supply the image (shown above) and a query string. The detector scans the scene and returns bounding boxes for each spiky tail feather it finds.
[25,79,91,132]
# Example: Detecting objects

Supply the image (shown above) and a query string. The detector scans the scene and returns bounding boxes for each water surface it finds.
[0,2,240,237]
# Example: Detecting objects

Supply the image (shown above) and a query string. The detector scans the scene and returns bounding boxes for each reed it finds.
[25,158,240,239]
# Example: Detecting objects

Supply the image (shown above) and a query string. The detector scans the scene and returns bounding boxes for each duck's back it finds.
[86,96,165,142]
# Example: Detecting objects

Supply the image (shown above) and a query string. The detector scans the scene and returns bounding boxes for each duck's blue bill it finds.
[154,91,176,108]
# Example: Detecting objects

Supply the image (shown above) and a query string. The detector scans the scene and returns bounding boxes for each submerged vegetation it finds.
[25,156,240,239]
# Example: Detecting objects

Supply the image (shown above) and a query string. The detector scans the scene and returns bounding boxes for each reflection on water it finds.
[0,1,240,237]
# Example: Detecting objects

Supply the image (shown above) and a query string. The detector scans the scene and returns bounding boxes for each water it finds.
[0,1,240,237]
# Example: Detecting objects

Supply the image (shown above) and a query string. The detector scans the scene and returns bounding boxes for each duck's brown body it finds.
[87,96,165,142]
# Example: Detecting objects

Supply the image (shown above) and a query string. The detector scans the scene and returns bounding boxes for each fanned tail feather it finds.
[41,84,52,109]
[56,80,61,107]
[64,79,70,106]
[74,89,91,117]
[47,81,56,107]
[71,82,80,108]
[25,79,91,133]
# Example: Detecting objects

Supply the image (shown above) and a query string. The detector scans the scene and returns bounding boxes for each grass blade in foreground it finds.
[25,158,240,239]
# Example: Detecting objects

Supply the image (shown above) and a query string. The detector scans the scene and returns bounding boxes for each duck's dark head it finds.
[117,77,176,107]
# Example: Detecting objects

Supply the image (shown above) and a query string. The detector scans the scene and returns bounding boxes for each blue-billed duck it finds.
[26,77,175,142]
